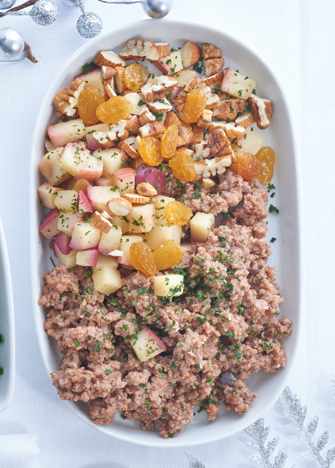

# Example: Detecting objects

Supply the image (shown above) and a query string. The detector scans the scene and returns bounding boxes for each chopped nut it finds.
[108,250,123,257]
[194,141,211,159]
[192,126,204,149]
[203,69,224,87]
[178,122,194,145]
[120,39,160,62]
[172,69,196,88]
[101,66,117,80]
[141,75,178,102]
[201,177,216,190]
[208,121,245,139]
[114,66,127,94]
[139,108,156,126]
[125,115,140,133]
[235,112,255,129]
[181,41,202,67]
[95,51,126,67]
[124,193,150,204]
[194,155,231,178]
[204,57,225,77]
[174,91,187,113]
[206,128,233,157]
[53,78,85,117]
[107,197,133,216]
[93,120,128,144]
[118,140,140,159]
[138,122,165,138]
[202,43,222,60]
[91,211,112,233]
[197,109,213,129]
[104,77,116,98]
[213,99,246,121]
[155,42,170,57]
[164,111,182,127]
[247,95,273,130]
[136,182,157,197]
[177,135,185,147]
[147,98,172,113]
[184,77,203,93]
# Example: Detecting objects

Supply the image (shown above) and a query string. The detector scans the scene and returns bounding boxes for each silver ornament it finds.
[97,0,172,19]
[77,12,102,38]
[0,27,25,61]
[60,0,86,7]
[142,0,172,18]
[30,0,58,25]
[0,0,16,10]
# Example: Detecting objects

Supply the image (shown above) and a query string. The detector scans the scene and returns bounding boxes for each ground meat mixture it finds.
[39,170,292,439]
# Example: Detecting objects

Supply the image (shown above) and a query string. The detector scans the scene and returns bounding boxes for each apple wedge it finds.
[156,50,183,75]
[74,68,105,95]
[153,274,184,297]
[39,208,60,239]
[98,225,122,255]
[38,182,64,209]
[235,126,265,155]
[53,231,72,255]
[111,168,136,194]
[78,190,93,214]
[53,242,77,268]
[92,265,121,295]
[190,212,215,242]
[76,248,99,267]
[54,190,78,213]
[57,212,83,237]
[221,68,256,100]
[131,327,167,362]
[151,195,175,227]
[93,253,118,271]
[69,222,100,250]
[144,225,182,250]
[117,235,143,266]
[95,148,128,178]
[60,142,103,180]
[86,185,120,213]
[47,119,86,148]
[126,204,156,234]
[38,147,71,187]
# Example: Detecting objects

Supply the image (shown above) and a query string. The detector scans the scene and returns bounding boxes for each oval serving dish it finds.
[30,19,301,447]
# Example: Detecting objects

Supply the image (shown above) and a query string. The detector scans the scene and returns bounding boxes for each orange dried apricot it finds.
[182,89,207,123]
[165,201,193,225]
[139,137,163,166]
[129,242,157,276]
[169,148,197,182]
[77,87,106,125]
[255,146,275,185]
[124,63,145,92]
[96,96,132,124]
[153,240,185,271]
[161,125,178,159]
[235,151,260,181]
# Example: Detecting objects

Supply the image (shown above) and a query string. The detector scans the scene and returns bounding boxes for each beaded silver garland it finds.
[97,0,172,19]
[0,27,25,61]
[1,0,58,26]
[0,0,16,10]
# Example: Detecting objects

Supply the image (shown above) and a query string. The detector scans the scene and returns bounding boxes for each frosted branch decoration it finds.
[245,418,288,468]
[186,453,206,468]
[280,386,335,467]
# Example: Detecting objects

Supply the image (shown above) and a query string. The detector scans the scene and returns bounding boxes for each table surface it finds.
[1,0,335,466]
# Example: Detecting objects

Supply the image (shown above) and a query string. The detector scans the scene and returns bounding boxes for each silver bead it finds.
[60,0,86,7]
[142,0,172,18]
[77,12,102,38]
[0,0,16,10]
[30,0,58,26]
[0,27,25,61]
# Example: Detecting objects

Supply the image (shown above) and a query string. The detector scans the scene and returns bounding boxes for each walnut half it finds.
[53,78,85,117]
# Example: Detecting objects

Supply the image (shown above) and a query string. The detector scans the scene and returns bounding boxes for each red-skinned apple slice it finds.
[95,177,114,187]
[111,167,136,194]
[60,142,103,180]
[221,68,256,100]
[74,68,105,95]
[57,212,84,237]
[98,225,122,255]
[52,242,77,268]
[86,185,120,213]
[38,182,64,209]
[47,119,86,148]
[131,326,167,362]
[78,190,93,213]
[69,222,100,250]
[39,208,60,239]
[76,248,99,267]
[38,147,71,187]
[53,231,72,255]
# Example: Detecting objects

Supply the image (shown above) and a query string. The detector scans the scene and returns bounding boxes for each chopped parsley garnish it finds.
[270,237,276,243]
[81,61,96,74]
[269,204,279,214]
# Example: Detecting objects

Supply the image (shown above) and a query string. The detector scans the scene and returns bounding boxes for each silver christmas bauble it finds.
[142,0,172,18]
[77,12,102,38]
[0,27,25,60]
[60,0,86,7]
[30,0,58,25]
[0,0,16,10]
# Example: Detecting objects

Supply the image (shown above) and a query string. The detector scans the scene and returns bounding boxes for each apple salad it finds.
[38,38,289,437]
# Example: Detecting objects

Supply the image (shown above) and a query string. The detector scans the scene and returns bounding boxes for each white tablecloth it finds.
[1,0,335,466]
